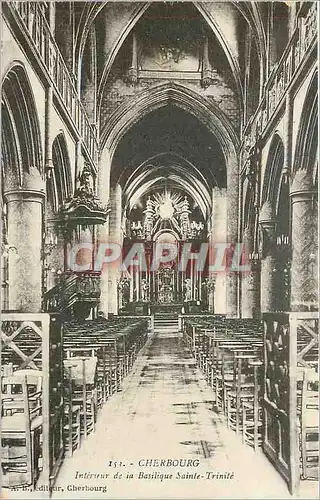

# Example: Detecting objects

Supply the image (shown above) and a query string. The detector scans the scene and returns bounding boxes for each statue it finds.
[117,276,131,307]
[158,283,173,303]
[141,279,150,302]
[184,278,192,302]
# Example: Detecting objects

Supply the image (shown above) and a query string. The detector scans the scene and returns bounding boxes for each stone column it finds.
[290,170,318,311]
[128,32,138,83]
[259,201,277,312]
[97,148,111,318]
[43,218,63,292]
[241,226,261,318]
[48,2,55,32]
[5,189,45,312]
[210,187,227,314]
[108,183,122,315]
[201,36,213,87]
[226,157,239,317]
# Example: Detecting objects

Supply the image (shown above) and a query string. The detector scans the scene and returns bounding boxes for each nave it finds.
[16,320,299,500]
[1,3,318,499]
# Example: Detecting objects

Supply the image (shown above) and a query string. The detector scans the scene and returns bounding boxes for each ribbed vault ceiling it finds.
[111,106,226,218]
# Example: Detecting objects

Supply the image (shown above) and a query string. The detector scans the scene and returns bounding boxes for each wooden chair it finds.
[13,369,43,413]
[63,354,98,440]
[226,353,259,433]
[300,368,319,480]
[13,369,43,472]
[242,360,263,451]
[215,342,250,412]
[1,375,42,487]
[63,366,81,458]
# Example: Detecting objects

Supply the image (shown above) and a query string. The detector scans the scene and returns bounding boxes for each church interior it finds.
[1,1,318,498]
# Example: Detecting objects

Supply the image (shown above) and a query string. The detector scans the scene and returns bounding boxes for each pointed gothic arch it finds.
[100,82,239,164]
[73,2,268,112]
[1,63,43,192]
[261,134,285,207]
[47,132,73,213]
[292,70,318,181]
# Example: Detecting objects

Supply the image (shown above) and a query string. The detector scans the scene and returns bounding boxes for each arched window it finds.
[54,3,75,72]
[80,25,97,123]
[246,37,261,121]
[269,2,289,67]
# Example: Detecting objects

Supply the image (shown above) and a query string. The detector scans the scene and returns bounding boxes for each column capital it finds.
[290,169,317,202]
[258,202,277,259]
[290,189,317,203]
[4,188,45,204]
[258,200,276,228]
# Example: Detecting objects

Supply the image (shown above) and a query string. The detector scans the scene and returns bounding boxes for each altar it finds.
[156,266,176,304]
[122,191,208,309]
[158,284,174,304]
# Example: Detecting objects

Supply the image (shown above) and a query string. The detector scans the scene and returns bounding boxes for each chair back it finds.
[1,375,30,423]
[302,368,319,411]
[4,371,42,419]
[64,357,98,385]
[13,369,43,393]
[1,363,13,376]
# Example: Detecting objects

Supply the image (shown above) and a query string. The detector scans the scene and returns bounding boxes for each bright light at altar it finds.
[152,190,184,221]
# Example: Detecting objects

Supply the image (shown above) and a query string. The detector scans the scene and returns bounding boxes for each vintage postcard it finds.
[0,1,318,499]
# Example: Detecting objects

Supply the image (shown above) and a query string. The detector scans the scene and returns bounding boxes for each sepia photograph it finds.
[0,1,318,499]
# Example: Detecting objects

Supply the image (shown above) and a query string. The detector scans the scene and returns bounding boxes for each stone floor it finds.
[3,329,318,499]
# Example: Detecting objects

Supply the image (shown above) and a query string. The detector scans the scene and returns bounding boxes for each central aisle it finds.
[53,328,291,499]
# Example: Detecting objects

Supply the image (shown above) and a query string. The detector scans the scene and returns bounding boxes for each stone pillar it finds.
[290,170,318,311]
[259,201,277,312]
[5,189,45,312]
[201,36,213,87]
[226,157,239,317]
[135,257,140,302]
[207,278,216,313]
[47,2,55,32]
[241,226,261,318]
[242,261,261,317]
[97,148,111,318]
[108,183,122,315]
[128,32,138,83]
[43,218,63,292]
[210,187,227,314]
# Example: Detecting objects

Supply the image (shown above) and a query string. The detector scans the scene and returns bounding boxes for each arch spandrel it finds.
[100,82,239,165]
